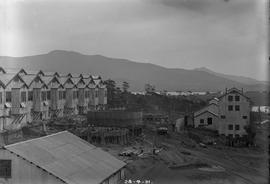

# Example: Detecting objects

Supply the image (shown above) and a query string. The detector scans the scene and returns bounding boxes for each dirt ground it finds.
[100,127,269,184]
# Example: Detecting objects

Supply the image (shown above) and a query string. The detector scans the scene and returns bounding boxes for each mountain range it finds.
[0,50,267,92]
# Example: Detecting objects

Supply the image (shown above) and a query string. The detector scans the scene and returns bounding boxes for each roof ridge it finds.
[5,131,68,148]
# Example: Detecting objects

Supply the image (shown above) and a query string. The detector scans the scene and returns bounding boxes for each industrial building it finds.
[0,67,107,132]
[0,131,126,184]
[194,87,251,138]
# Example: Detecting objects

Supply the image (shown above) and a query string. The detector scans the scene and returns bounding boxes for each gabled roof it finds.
[70,77,81,85]
[38,70,60,77]
[79,74,90,79]
[20,74,36,86]
[40,76,54,85]
[5,131,126,184]
[0,73,27,88]
[87,79,96,88]
[194,110,218,118]
[41,76,62,88]
[91,75,101,80]
[58,76,70,85]
[66,73,80,78]
[0,67,6,74]
[83,78,92,85]
[218,87,250,101]
[20,74,47,88]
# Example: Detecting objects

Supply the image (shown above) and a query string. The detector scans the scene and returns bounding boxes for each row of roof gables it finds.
[0,67,102,79]
[0,67,105,89]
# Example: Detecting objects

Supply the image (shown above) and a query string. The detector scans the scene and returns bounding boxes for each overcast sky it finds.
[0,0,268,80]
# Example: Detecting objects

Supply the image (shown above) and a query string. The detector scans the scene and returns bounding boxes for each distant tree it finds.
[145,84,155,93]
[104,79,116,102]
[122,81,130,93]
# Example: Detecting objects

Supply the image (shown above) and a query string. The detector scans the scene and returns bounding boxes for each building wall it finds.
[0,149,64,184]
[218,92,250,137]
[101,168,125,184]
[194,112,219,130]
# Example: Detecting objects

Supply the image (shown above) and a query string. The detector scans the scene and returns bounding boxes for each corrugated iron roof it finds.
[5,131,126,184]
[0,73,16,86]
[20,74,36,86]
[40,76,54,85]
[70,77,81,85]
[58,76,69,85]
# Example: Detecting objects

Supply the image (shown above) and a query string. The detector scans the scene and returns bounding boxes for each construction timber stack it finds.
[0,67,107,132]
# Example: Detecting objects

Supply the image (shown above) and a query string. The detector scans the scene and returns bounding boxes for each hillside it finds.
[0,50,267,91]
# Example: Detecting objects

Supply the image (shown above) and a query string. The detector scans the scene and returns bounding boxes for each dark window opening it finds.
[235,105,240,111]
[228,105,233,111]
[200,119,204,124]
[21,91,27,102]
[73,91,77,99]
[5,91,11,102]
[228,95,233,101]
[235,95,240,101]
[235,125,240,130]
[47,91,51,100]
[228,124,233,130]
[0,92,2,104]
[41,91,47,101]
[207,117,212,125]
[63,91,66,99]
[242,116,247,119]
[221,115,226,119]
[0,160,11,178]
[28,91,33,101]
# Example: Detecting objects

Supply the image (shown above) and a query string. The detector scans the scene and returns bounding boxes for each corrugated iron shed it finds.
[5,131,126,184]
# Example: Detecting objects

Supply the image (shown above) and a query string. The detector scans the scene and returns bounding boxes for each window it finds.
[228,95,233,101]
[235,105,240,111]
[42,91,47,101]
[228,124,233,130]
[207,117,212,125]
[228,105,233,111]
[5,91,11,102]
[28,91,33,101]
[235,125,240,130]
[235,95,240,101]
[200,119,204,124]
[47,91,51,100]
[242,116,247,119]
[0,160,11,178]
[58,91,61,100]
[63,91,66,99]
[221,115,226,119]
[73,91,77,99]
[0,92,2,104]
[21,91,27,102]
